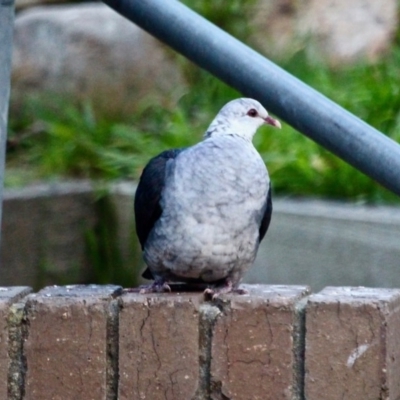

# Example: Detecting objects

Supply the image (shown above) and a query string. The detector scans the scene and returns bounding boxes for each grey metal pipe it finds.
[103,0,400,197]
[0,0,15,244]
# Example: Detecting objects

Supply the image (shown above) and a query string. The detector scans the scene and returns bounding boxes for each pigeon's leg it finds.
[140,279,171,294]
[204,278,248,300]
[123,279,171,294]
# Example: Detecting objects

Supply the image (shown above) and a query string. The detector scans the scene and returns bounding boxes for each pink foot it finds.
[203,279,248,300]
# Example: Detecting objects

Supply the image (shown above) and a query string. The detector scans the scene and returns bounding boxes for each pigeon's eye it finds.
[247,109,258,117]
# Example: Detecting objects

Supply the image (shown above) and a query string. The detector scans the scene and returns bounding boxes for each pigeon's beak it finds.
[264,116,281,129]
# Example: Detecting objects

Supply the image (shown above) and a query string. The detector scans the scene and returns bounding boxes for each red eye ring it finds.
[247,108,258,117]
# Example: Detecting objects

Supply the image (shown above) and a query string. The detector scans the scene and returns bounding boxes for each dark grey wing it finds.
[258,183,272,242]
[134,148,183,250]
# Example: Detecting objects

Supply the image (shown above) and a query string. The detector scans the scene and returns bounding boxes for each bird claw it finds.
[203,287,217,300]
[203,281,248,300]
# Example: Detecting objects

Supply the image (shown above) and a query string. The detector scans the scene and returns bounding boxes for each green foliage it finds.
[180,0,256,40]
[282,49,400,138]
[6,5,400,204]
[265,48,400,203]
[7,46,400,204]
[7,98,200,183]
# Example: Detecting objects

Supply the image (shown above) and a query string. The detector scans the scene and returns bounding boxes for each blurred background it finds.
[3,0,400,290]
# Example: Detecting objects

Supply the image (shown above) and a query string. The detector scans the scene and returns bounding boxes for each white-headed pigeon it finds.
[134,98,281,297]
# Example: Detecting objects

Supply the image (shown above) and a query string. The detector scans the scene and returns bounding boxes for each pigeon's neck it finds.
[204,117,256,142]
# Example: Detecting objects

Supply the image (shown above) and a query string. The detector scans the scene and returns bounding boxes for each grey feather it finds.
[135,98,280,292]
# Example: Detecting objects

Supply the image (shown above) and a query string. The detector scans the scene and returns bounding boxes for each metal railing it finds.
[102,0,400,197]
[0,0,15,244]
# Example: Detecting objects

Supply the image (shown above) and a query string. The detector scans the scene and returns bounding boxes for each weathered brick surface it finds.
[305,286,400,400]
[4,283,400,398]
[118,292,202,400]
[23,284,121,400]
[210,284,310,400]
[0,287,31,399]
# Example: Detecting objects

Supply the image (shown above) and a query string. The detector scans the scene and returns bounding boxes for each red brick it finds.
[118,292,202,400]
[210,284,310,400]
[0,287,31,399]
[305,286,400,400]
[24,284,121,400]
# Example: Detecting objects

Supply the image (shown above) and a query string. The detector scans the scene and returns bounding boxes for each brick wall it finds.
[1,284,400,399]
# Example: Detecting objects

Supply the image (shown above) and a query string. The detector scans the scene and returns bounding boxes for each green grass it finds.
[7,98,200,183]
[7,50,400,204]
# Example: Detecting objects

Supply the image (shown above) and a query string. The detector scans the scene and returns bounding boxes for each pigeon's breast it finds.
[144,135,270,279]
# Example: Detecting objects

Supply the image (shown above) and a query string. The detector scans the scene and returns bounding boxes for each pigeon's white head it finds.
[204,98,281,141]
